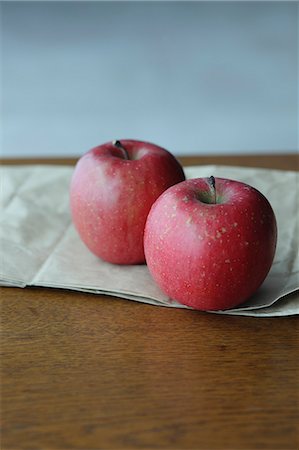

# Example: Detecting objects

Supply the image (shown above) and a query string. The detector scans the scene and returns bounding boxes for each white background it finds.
[1,1,298,158]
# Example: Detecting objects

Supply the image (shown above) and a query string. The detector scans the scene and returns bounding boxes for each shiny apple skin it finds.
[70,139,185,264]
[144,177,277,311]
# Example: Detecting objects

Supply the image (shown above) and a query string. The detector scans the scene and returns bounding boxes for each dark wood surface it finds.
[1,153,299,171]
[1,154,298,450]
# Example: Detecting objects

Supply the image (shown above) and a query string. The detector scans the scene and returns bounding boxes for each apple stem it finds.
[208,176,216,204]
[112,140,129,160]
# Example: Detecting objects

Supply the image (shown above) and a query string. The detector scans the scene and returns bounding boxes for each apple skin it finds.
[70,139,185,264]
[144,177,277,311]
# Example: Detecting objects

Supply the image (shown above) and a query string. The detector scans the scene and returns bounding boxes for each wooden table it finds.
[1,154,298,450]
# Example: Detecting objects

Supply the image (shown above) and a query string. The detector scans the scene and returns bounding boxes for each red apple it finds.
[144,176,277,310]
[70,139,185,264]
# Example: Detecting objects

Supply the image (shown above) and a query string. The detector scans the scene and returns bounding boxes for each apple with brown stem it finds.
[70,139,185,264]
[144,176,277,310]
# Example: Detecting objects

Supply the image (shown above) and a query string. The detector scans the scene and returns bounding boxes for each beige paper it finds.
[1,164,298,316]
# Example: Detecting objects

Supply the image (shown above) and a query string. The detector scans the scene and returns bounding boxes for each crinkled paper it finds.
[1,164,298,316]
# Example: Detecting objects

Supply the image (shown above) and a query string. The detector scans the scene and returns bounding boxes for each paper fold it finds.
[1,164,298,317]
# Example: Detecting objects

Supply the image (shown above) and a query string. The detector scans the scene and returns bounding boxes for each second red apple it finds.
[70,139,185,264]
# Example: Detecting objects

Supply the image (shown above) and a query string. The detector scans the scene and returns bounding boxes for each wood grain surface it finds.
[1,154,299,450]
[1,153,299,171]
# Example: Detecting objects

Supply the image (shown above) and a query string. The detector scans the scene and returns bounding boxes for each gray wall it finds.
[2,1,298,157]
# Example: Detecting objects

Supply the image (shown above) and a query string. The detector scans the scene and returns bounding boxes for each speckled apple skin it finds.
[70,140,185,264]
[144,177,277,311]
